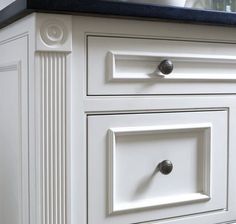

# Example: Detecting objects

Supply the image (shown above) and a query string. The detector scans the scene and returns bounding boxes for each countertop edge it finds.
[2,0,236,29]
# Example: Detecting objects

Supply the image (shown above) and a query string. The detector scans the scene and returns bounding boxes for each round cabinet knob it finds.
[158,59,174,75]
[158,160,173,175]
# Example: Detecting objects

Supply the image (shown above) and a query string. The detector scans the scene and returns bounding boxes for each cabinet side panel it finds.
[0,64,21,224]
[0,36,29,224]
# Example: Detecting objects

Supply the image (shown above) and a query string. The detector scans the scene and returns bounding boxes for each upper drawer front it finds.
[87,36,236,95]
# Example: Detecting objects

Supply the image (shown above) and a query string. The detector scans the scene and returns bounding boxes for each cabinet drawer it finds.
[88,110,228,224]
[87,36,236,95]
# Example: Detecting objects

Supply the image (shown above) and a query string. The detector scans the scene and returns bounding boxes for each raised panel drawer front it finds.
[88,110,228,224]
[87,36,236,95]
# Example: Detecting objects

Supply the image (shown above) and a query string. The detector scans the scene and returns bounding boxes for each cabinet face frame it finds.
[69,16,236,224]
[45,15,236,224]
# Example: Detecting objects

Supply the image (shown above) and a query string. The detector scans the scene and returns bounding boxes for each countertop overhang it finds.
[1,0,236,28]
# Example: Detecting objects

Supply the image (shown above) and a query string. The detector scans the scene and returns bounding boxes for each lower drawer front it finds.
[88,110,228,224]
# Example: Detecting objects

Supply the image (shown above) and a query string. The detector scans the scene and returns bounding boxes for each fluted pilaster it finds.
[40,52,67,224]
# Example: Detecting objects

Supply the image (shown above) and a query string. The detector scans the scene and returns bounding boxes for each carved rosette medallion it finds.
[40,20,68,48]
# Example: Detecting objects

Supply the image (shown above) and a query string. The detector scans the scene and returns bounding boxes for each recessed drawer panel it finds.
[87,36,236,95]
[88,110,228,224]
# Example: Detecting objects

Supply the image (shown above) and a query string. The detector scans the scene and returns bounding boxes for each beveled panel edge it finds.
[108,123,212,215]
[107,50,236,81]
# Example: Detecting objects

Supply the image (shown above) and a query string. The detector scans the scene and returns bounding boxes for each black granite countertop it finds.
[2,0,236,28]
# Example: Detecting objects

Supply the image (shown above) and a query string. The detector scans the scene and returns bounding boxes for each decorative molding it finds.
[40,20,68,48]
[40,52,67,224]
[108,123,212,214]
[36,15,71,223]
[107,50,236,81]
[0,62,18,72]
[36,14,72,52]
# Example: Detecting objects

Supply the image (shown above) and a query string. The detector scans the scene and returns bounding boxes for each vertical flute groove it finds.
[62,55,65,224]
[40,52,67,224]
[58,55,62,224]
[41,53,46,224]
[46,53,50,224]
[49,53,53,224]
[54,54,58,224]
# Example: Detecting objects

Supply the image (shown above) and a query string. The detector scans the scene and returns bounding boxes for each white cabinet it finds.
[1,13,236,224]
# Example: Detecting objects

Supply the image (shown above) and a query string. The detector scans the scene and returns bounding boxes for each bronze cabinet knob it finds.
[158,59,174,75]
[158,160,173,175]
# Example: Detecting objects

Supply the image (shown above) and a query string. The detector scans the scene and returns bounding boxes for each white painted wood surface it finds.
[0,36,29,224]
[39,52,67,224]
[108,123,213,213]
[88,110,227,224]
[1,13,236,224]
[35,14,72,224]
[107,50,236,80]
[72,16,236,224]
[88,36,236,95]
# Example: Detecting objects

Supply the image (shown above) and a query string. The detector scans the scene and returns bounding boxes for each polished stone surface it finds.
[1,0,236,28]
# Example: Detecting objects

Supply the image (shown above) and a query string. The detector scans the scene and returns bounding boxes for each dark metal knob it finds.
[158,160,173,175]
[158,60,174,75]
